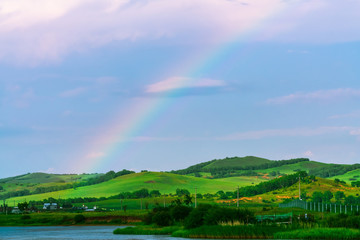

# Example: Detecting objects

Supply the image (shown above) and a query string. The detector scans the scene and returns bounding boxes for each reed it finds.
[113,225,180,235]
[274,228,360,239]
[172,225,283,239]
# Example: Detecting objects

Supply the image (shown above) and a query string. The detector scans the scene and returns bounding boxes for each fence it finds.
[279,199,360,214]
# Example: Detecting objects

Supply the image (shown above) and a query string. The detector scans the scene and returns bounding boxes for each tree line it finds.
[172,158,310,176]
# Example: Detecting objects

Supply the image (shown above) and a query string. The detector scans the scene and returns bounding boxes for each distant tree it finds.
[345,195,357,205]
[183,194,193,206]
[323,191,333,203]
[335,191,345,202]
[312,191,324,202]
[150,190,161,197]
[17,201,28,211]
[176,188,190,196]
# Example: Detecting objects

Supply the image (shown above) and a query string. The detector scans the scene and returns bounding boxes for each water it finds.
[0,226,188,240]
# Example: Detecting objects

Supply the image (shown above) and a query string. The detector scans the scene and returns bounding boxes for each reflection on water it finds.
[0,226,187,240]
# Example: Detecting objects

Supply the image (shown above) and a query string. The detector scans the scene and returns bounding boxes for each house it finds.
[43,203,58,210]
[11,207,21,214]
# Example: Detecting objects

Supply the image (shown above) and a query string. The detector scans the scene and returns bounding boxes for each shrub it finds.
[20,215,31,220]
[152,211,172,226]
[74,214,86,223]
[170,205,191,222]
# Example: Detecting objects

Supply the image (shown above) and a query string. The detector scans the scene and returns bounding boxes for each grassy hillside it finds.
[261,161,329,175]
[0,172,99,193]
[328,169,360,183]
[203,156,271,170]
[233,177,359,204]
[7,172,266,204]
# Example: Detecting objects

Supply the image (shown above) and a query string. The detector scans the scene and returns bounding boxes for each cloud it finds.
[59,87,86,98]
[1,0,360,64]
[303,150,314,158]
[266,88,360,104]
[218,126,359,140]
[146,77,226,94]
[86,152,105,159]
[329,111,360,119]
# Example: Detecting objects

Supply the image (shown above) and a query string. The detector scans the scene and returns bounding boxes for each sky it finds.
[1,0,360,177]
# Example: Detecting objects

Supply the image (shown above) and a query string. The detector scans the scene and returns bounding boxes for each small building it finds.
[11,207,22,214]
[43,203,58,210]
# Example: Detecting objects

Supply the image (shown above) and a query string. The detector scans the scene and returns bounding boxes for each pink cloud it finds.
[146,77,225,93]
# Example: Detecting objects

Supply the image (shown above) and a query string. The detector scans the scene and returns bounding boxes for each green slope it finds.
[203,156,271,170]
[261,161,329,175]
[0,172,99,193]
[7,172,265,204]
[328,169,360,182]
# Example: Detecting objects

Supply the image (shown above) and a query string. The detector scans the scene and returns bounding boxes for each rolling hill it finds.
[2,155,360,204]
[7,172,268,204]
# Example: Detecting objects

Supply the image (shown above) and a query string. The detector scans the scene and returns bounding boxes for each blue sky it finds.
[1,0,360,177]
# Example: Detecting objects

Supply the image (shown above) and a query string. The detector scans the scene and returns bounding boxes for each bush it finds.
[20,215,31,220]
[152,211,172,226]
[74,214,86,223]
[184,204,213,229]
[170,205,191,222]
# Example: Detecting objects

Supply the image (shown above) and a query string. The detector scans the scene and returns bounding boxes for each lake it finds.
[0,226,189,240]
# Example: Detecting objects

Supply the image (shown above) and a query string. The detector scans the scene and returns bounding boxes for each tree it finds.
[323,191,333,203]
[183,194,193,206]
[176,188,190,196]
[18,201,28,211]
[150,190,161,197]
[312,191,323,202]
[335,191,345,202]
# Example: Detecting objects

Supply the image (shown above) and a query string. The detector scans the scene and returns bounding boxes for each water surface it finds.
[0,226,187,240]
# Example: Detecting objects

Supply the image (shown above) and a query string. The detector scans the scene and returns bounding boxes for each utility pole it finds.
[163,195,166,208]
[299,175,301,200]
[195,187,197,208]
[237,186,239,208]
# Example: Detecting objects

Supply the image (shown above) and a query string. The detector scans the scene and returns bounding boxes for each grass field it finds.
[7,172,261,204]
[328,169,360,183]
[261,161,329,175]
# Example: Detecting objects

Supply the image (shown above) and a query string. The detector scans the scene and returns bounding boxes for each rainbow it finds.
[70,3,291,173]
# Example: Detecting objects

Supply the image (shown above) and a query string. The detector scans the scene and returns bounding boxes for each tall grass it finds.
[113,226,181,235]
[274,228,360,239]
[172,225,284,239]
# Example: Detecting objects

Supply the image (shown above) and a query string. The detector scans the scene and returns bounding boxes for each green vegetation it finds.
[274,228,360,239]
[172,225,284,239]
[113,226,181,235]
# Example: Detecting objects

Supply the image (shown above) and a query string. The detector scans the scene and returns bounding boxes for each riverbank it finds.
[113,225,360,239]
[0,210,144,226]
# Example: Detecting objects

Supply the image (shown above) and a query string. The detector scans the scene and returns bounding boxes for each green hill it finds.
[203,156,271,170]
[7,172,266,204]
[261,161,329,175]
[0,172,100,195]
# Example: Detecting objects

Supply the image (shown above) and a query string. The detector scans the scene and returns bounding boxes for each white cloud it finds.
[303,150,314,158]
[59,87,86,97]
[329,111,360,119]
[218,126,358,140]
[1,0,359,64]
[146,77,226,93]
[350,129,360,136]
[266,88,360,104]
